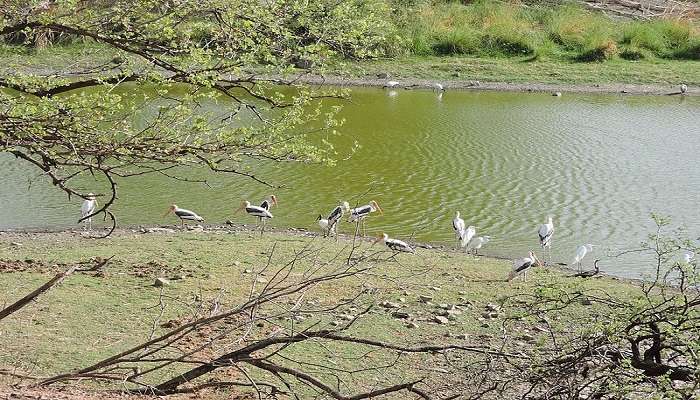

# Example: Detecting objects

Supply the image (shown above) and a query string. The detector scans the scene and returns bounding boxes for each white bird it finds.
[432,82,444,92]
[452,211,465,245]
[235,201,273,234]
[538,216,554,264]
[466,236,490,255]
[348,200,383,236]
[508,251,542,281]
[460,225,476,250]
[571,244,595,272]
[680,84,688,94]
[164,204,204,228]
[323,201,350,240]
[317,215,330,237]
[80,193,97,231]
[682,251,694,263]
[373,232,415,254]
[383,81,400,89]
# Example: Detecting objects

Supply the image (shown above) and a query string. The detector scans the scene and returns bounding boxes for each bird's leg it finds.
[181,219,185,229]
[261,219,266,236]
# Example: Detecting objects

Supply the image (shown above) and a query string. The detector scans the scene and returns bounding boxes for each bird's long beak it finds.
[534,253,543,267]
[271,195,278,206]
[372,200,383,215]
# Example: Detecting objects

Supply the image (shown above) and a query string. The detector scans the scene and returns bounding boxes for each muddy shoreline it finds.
[277,74,696,96]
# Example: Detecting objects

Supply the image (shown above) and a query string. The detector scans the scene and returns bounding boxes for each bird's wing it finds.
[259,200,270,210]
[327,206,342,223]
[513,259,533,273]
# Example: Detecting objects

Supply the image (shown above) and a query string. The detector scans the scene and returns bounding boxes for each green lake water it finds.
[1,87,698,277]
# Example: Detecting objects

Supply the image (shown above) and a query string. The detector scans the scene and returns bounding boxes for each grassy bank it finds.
[0,228,639,397]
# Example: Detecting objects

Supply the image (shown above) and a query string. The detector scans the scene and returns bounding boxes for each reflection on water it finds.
[1,88,699,278]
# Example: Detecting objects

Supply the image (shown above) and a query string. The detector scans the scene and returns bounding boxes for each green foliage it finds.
[387,0,700,63]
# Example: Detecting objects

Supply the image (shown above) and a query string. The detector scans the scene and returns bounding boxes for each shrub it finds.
[577,39,618,61]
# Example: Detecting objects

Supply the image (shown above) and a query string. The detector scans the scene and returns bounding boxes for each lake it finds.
[1,87,698,278]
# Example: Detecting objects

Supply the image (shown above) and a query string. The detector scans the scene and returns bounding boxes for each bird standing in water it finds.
[164,205,204,228]
[80,193,97,231]
[538,216,554,264]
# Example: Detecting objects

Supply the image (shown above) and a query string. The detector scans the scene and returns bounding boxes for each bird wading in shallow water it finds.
[235,201,273,235]
[373,232,415,257]
[538,216,554,265]
[571,243,595,272]
[80,193,97,231]
[348,200,383,237]
[164,205,204,228]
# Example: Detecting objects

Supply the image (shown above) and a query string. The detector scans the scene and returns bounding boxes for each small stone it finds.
[376,72,389,79]
[10,242,22,247]
[399,298,406,303]
[256,277,268,283]
[292,314,305,322]
[380,301,400,309]
[225,220,234,225]
[580,298,593,305]
[406,322,419,329]
[438,303,450,309]
[244,268,252,273]
[392,311,410,319]
[402,290,410,296]
[153,277,170,287]
[455,333,469,340]
[458,291,467,295]
[451,71,460,77]
[341,314,355,321]
[330,321,341,326]
[433,315,450,325]
[489,312,499,319]
[534,326,548,333]
[233,261,241,267]
[418,295,433,303]
[485,303,500,312]
[430,286,441,291]
[481,322,490,328]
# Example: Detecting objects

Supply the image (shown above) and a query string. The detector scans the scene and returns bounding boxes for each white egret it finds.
[373,232,415,254]
[460,225,476,250]
[538,216,554,264]
[452,211,465,245]
[80,193,97,231]
[164,205,204,228]
[432,82,444,92]
[383,81,400,89]
[508,251,542,281]
[571,244,595,272]
[680,84,688,94]
[466,236,490,255]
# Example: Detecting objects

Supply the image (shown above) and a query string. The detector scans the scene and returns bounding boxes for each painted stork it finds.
[373,232,415,255]
[466,235,490,255]
[235,201,273,234]
[571,244,595,272]
[460,225,477,250]
[322,201,350,239]
[348,200,383,237]
[452,211,465,246]
[680,84,688,94]
[538,216,554,264]
[164,205,204,228]
[80,193,97,231]
[507,251,542,282]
